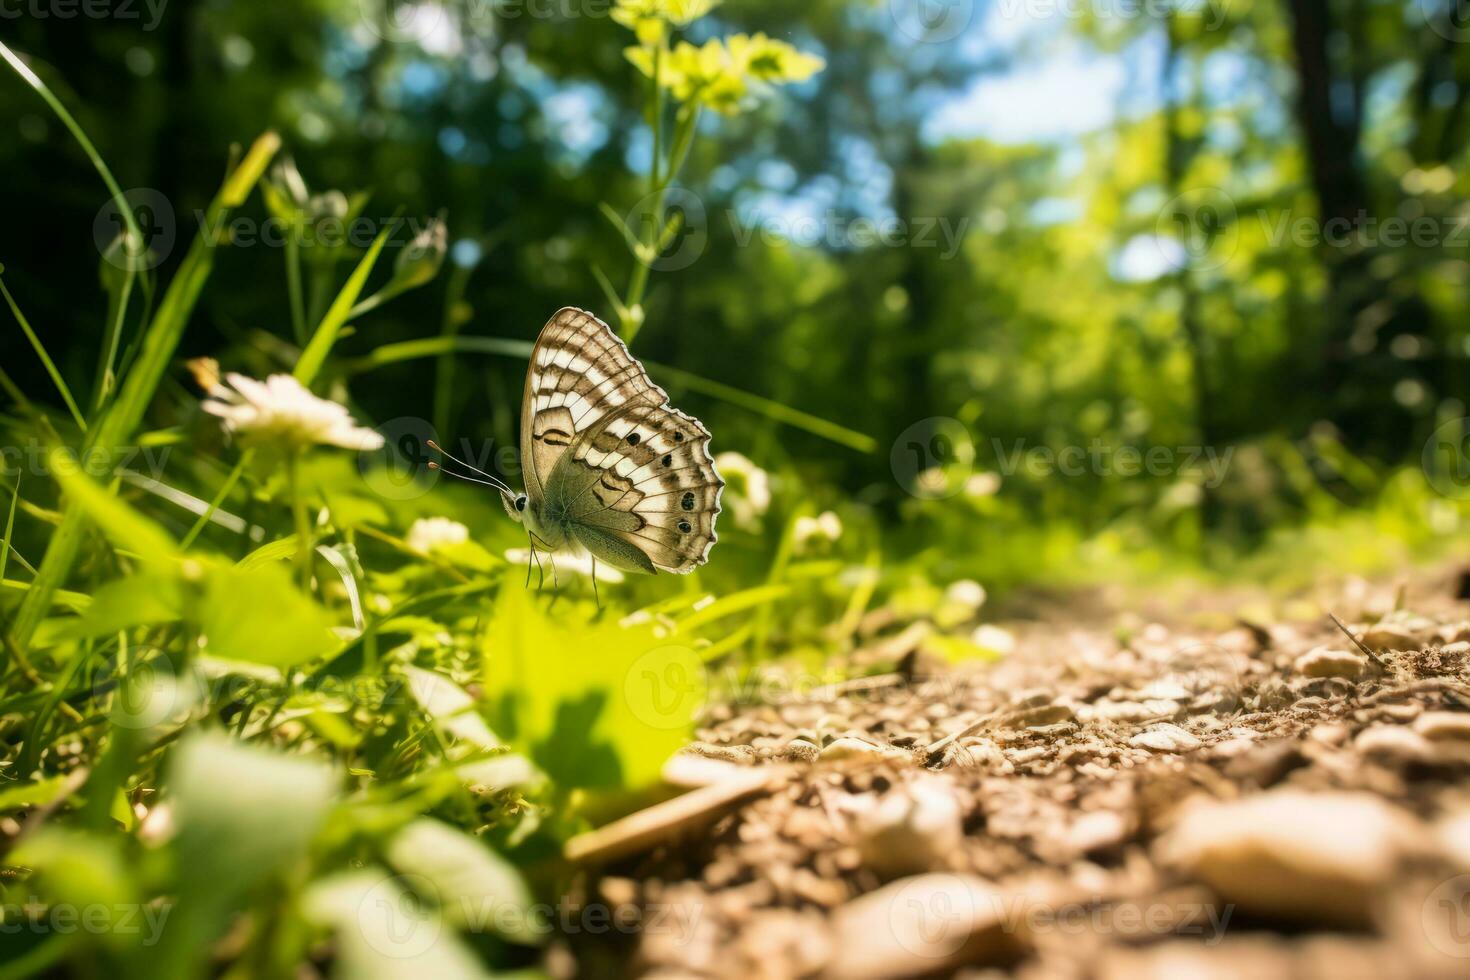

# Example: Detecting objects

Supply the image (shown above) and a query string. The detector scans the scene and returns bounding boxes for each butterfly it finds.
[430,308,723,585]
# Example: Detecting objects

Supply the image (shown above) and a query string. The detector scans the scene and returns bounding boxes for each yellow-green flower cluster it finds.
[626,33,825,115]
[612,0,723,44]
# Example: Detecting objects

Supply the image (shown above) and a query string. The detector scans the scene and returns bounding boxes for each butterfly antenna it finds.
[426,440,516,497]
[427,462,515,496]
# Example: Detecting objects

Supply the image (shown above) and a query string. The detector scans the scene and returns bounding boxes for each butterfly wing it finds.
[526,308,722,574]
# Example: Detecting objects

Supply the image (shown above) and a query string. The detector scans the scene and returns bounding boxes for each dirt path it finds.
[565,574,1470,979]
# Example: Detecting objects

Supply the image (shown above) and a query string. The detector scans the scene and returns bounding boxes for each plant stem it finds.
[287,450,312,591]
[179,449,255,550]
[285,236,306,346]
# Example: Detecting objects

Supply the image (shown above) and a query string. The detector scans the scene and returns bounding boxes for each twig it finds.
[1327,611,1389,670]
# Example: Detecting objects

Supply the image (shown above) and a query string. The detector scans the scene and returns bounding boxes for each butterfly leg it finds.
[524,534,535,588]
[590,557,601,611]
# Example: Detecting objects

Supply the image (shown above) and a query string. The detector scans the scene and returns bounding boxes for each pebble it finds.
[1131,724,1202,753]
[854,776,964,878]
[1157,789,1418,928]
[1362,624,1420,653]
[819,736,910,765]
[1293,646,1366,679]
[822,873,1026,979]
[784,737,820,763]
[1412,711,1470,742]
[1355,725,1433,763]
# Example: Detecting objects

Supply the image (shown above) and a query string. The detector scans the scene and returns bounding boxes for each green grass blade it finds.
[0,274,86,430]
[294,221,394,385]
[0,473,18,583]
[47,448,179,561]
[340,335,878,453]
[0,40,140,247]
[10,133,280,646]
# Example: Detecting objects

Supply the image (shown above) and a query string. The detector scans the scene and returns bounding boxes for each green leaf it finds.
[304,871,489,980]
[154,733,335,980]
[47,447,179,562]
[386,819,542,945]
[197,563,341,667]
[64,570,183,639]
[295,221,395,385]
[0,774,71,812]
[10,828,139,951]
[482,586,693,789]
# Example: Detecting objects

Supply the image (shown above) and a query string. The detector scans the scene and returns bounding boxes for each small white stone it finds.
[1412,711,1470,742]
[1131,724,1202,753]
[823,873,1026,979]
[1356,725,1433,763]
[1157,789,1418,928]
[856,776,965,878]
[819,736,910,764]
[1293,646,1366,679]
[1362,624,1420,653]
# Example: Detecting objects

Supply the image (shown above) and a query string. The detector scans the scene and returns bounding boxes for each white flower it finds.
[793,510,842,552]
[202,373,384,451]
[407,517,469,555]
[714,451,771,532]
[503,548,625,583]
[944,579,987,614]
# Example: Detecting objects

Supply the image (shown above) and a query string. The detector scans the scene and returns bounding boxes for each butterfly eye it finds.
[515,495,528,512]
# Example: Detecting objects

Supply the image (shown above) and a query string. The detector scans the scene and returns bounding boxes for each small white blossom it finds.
[945,579,987,614]
[202,373,384,451]
[407,517,469,555]
[504,548,625,583]
[714,451,771,531]
[793,510,843,552]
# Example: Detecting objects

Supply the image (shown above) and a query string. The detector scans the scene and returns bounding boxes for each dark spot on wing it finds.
[539,429,572,447]
[681,491,696,511]
[677,520,693,534]
[626,431,641,445]
[673,432,684,443]
[662,454,672,467]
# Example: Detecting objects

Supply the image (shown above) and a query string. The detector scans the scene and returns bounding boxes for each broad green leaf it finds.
[0,774,71,812]
[154,734,335,980]
[64,570,183,639]
[197,563,340,667]
[386,819,541,945]
[9,828,140,951]
[304,871,489,980]
[482,585,693,789]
